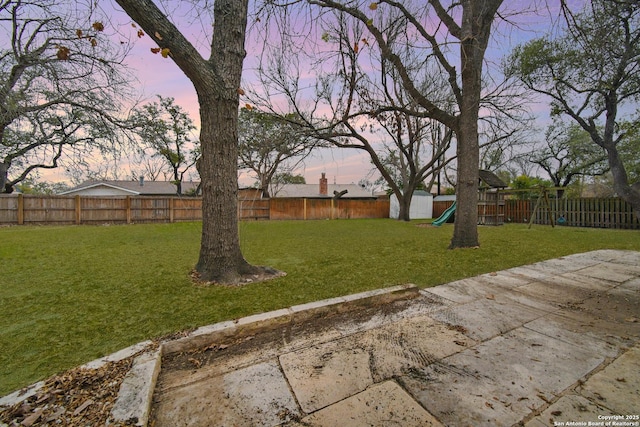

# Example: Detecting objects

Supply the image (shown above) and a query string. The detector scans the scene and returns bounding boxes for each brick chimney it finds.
[319,172,328,196]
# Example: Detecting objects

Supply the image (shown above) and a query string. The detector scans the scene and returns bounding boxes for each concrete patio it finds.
[150,250,640,426]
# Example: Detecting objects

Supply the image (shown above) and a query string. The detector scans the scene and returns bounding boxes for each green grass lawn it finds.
[1,219,640,395]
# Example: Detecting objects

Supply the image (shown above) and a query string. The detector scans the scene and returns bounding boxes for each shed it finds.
[389,191,433,219]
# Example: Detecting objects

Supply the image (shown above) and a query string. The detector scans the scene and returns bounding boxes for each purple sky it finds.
[96,1,374,187]
[43,1,560,187]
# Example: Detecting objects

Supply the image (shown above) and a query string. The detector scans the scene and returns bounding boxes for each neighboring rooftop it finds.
[60,179,200,196]
[274,183,374,199]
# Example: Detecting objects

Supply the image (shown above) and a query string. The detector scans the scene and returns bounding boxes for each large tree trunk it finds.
[606,144,640,222]
[195,93,257,282]
[116,0,279,284]
[0,161,9,193]
[397,194,412,221]
[449,0,502,249]
[193,0,266,282]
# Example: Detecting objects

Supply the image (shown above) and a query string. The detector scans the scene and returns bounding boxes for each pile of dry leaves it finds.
[0,357,135,427]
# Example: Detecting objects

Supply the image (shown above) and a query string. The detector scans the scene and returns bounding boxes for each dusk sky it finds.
[110,1,379,188]
[45,1,568,187]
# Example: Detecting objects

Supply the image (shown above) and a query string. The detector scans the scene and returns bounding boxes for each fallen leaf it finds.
[489,272,497,276]
[369,2,378,10]
[161,47,171,58]
[155,31,163,40]
[625,317,638,323]
[551,410,562,416]
[151,47,161,54]
[237,88,245,95]
[188,357,201,368]
[92,22,104,32]
[20,409,43,427]
[486,294,495,300]
[73,399,94,415]
[616,377,626,382]
[485,402,494,409]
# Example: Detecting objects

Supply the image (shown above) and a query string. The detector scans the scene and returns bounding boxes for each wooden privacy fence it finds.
[3,195,636,228]
[240,197,390,220]
[433,197,639,229]
[0,195,202,225]
[0,195,390,225]
[504,197,639,229]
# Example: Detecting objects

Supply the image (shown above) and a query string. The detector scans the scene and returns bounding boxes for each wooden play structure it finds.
[477,170,508,226]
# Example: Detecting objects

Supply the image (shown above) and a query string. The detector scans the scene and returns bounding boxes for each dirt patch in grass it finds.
[190,266,287,287]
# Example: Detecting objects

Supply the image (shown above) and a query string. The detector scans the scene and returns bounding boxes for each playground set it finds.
[432,170,508,226]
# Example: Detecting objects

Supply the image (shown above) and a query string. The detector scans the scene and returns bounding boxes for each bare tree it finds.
[529,120,609,197]
[238,107,317,197]
[115,0,279,283]
[252,12,456,220]
[0,0,132,193]
[254,0,510,246]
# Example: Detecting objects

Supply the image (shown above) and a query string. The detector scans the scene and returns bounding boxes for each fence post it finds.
[126,196,132,224]
[303,198,307,220]
[170,197,175,223]
[75,195,81,225]
[17,194,24,225]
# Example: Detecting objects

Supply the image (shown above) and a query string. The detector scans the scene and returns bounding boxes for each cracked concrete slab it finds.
[399,326,608,427]
[286,381,443,427]
[279,342,373,413]
[152,361,300,427]
[138,250,640,426]
[577,343,640,415]
[524,395,616,427]
[356,314,475,382]
[427,297,546,341]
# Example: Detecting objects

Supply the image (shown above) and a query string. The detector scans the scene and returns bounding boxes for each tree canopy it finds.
[531,120,609,196]
[0,0,132,193]
[132,95,199,194]
[238,107,317,197]
[508,0,640,218]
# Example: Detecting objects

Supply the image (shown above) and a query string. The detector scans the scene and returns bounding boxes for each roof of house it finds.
[60,180,200,196]
[274,183,374,198]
